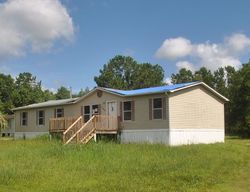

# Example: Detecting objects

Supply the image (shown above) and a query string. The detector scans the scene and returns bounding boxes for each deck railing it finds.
[49,115,119,144]
[95,115,118,132]
[49,117,78,132]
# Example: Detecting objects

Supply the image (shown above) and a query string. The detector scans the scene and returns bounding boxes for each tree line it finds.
[0,72,90,114]
[0,55,249,137]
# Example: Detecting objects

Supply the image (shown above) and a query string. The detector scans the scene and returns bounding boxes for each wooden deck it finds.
[49,115,118,133]
[49,117,78,133]
[49,115,118,144]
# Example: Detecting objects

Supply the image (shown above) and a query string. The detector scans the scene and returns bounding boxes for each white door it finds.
[107,101,117,117]
[107,101,117,129]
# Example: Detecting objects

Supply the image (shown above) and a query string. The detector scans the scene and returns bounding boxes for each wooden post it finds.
[76,132,79,143]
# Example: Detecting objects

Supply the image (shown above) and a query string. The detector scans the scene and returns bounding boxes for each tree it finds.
[0,112,7,131]
[171,68,194,84]
[12,72,44,107]
[94,55,137,89]
[133,63,165,89]
[77,87,90,97]
[94,55,164,90]
[43,89,56,101]
[213,67,227,96]
[193,67,214,88]
[229,63,250,137]
[0,74,15,114]
[55,86,71,99]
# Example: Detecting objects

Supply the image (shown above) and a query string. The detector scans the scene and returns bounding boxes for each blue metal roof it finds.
[103,82,198,96]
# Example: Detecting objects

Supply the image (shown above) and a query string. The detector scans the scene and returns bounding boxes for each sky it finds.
[0,0,250,93]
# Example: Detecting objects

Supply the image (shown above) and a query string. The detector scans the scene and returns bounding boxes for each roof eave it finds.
[12,101,76,111]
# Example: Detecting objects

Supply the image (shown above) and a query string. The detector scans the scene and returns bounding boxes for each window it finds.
[123,101,132,121]
[56,108,64,118]
[84,105,90,122]
[153,98,163,119]
[92,105,99,115]
[21,112,28,126]
[37,110,45,125]
[83,105,100,122]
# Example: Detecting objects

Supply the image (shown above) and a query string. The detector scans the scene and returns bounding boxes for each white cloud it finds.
[176,61,195,72]
[0,0,74,60]
[225,33,250,53]
[155,37,192,60]
[164,77,172,85]
[155,33,250,71]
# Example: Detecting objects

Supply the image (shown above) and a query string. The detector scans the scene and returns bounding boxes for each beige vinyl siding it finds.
[69,91,123,117]
[15,108,54,132]
[168,85,225,129]
[121,94,169,130]
[14,90,170,133]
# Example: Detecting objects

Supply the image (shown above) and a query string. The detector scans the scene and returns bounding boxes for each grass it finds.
[0,137,249,192]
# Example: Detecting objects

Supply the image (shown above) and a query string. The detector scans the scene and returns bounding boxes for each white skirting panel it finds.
[169,128,224,146]
[120,129,169,144]
[15,132,49,139]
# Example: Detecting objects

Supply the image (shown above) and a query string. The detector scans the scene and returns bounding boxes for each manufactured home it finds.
[12,82,229,145]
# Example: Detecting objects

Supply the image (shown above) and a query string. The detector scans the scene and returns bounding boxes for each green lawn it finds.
[0,137,249,192]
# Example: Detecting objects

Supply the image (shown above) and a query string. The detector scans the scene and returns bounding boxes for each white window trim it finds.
[123,100,133,122]
[83,105,91,122]
[21,111,28,126]
[83,104,100,122]
[83,105,100,116]
[152,98,163,120]
[55,108,64,118]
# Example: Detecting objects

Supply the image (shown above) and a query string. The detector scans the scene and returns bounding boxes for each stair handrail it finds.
[63,116,82,135]
[80,128,95,143]
[64,115,96,145]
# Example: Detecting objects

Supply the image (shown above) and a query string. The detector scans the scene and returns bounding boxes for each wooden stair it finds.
[63,116,96,145]
[81,129,95,144]
[62,115,118,145]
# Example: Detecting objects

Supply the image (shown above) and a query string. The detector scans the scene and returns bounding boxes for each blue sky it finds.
[0,0,250,93]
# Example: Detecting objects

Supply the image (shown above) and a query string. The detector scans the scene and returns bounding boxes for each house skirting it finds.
[169,128,224,146]
[120,129,169,144]
[120,128,224,145]
[15,132,49,139]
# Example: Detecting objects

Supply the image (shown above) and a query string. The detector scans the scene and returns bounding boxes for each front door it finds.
[107,101,117,129]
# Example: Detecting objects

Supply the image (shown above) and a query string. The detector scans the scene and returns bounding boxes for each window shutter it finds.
[162,97,166,120]
[120,102,123,122]
[131,101,135,121]
[149,99,152,120]
[54,109,56,118]
[98,104,101,115]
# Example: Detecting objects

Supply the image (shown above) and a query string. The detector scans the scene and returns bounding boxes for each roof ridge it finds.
[102,81,198,92]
